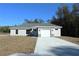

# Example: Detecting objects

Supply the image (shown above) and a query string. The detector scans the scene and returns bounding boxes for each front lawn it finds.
[59,36,79,45]
[0,36,36,56]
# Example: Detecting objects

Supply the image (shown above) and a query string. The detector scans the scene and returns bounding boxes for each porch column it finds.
[31,28,33,32]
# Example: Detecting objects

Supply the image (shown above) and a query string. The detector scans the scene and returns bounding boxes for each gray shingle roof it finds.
[18,23,56,27]
[10,23,62,29]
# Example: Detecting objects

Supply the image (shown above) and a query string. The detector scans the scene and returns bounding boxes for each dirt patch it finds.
[58,36,79,45]
[0,36,37,56]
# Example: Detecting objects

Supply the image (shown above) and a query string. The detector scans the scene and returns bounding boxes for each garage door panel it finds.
[40,30,50,37]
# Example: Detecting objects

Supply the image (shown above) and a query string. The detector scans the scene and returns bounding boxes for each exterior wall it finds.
[38,28,41,37]
[38,28,50,37]
[10,29,27,36]
[38,28,61,37]
[10,27,61,37]
[10,30,16,36]
[51,28,61,36]
[18,30,27,36]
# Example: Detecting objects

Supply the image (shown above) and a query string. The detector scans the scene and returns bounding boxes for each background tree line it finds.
[24,19,44,23]
[49,4,79,37]
[0,26,10,33]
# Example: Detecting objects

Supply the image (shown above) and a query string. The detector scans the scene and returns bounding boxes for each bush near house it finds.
[0,26,10,33]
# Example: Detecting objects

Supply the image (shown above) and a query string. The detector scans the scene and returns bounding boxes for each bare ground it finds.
[0,36,36,56]
[58,36,79,45]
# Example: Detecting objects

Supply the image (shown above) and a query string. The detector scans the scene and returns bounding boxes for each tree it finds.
[49,4,79,37]
[24,19,44,23]
[24,19,33,23]
[71,4,79,36]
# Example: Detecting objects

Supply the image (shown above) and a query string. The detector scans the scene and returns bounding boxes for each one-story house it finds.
[10,23,62,37]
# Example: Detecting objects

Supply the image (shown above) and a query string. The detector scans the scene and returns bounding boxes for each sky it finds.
[0,3,73,26]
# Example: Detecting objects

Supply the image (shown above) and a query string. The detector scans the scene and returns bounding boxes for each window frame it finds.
[16,29,18,34]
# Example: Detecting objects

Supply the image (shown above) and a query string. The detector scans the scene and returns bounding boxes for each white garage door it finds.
[40,29,50,37]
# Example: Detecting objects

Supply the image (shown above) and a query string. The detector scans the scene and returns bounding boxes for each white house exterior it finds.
[10,23,62,37]
[10,29,27,36]
[37,26,61,37]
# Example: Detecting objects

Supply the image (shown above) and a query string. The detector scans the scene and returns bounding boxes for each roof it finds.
[10,23,62,29]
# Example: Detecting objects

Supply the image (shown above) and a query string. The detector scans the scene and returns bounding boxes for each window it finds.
[16,29,18,34]
[55,28,58,30]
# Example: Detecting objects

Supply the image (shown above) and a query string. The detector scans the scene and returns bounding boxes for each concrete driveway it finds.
[34,37,79,56]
